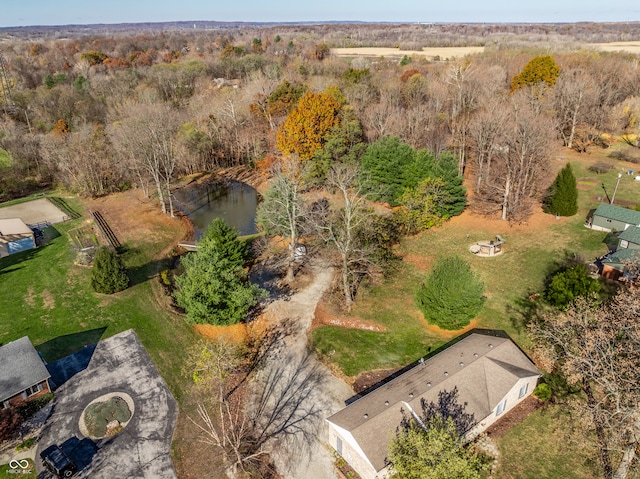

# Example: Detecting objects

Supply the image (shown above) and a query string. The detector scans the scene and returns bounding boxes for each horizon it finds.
[2,0,640,29]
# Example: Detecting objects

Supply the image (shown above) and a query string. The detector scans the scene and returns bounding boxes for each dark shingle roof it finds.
[619,226,640,245]
[326,333,540,472]
[0,336,50,402]
[602,248,640,268]
[593,204,640,226]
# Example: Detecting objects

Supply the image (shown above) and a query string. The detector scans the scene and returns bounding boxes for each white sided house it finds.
[326,332,541,479]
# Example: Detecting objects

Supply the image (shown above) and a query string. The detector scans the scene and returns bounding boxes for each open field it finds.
[331,46,485,59]
[591,41,640,54]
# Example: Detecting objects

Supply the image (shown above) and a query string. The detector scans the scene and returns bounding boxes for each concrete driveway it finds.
[36,329,178,479]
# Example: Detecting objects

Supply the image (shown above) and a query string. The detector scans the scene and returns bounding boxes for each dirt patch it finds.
[485,395,543,440]
[403,253,434,271]
[40,290,55,309]
[313,303,386,332]
[352,367,403,394]
[24,287,35,307]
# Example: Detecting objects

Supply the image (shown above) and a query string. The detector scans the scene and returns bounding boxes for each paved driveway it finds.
[36,330,178,479]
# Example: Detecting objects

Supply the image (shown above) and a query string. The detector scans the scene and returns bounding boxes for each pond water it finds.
[173,180,258,240]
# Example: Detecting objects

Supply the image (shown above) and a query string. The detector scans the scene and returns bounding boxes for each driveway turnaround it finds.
[36,329,178,479]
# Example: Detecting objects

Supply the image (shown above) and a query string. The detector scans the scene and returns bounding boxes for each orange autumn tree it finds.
[276,90,342,160]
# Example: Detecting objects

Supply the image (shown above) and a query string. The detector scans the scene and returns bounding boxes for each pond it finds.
[173,180,258,240]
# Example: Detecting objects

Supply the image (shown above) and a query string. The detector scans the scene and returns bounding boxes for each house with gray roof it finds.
[589,204,640,232]
[0,336,51,409]
[326,332,540,479]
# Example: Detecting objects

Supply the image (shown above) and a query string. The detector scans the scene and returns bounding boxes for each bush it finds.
[588,161,614,174]
[415,256,485,330]
[544,264,600,308]
[91,247,129,294]
[533,383,552,402]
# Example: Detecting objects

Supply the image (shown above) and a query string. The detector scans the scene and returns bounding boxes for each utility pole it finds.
[610,172,623,205]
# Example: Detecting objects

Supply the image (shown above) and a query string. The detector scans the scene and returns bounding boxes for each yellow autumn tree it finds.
[276,91,342,160]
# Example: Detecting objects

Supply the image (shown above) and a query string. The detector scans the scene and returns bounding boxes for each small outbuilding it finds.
[326,332,540,479]
[0,218,36,258]
[0,336,51,409]
[589,204,640,232]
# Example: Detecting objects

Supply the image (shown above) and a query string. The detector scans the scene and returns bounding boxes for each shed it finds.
[617,226,640,250]
[601,249,640,280]
[326,332,540,479]
[0,336,51,409]
[0,218,35,258]
[590,204,640,232]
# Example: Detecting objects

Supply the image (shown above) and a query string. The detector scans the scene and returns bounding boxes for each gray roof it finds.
[593,204,640,226]
[602,248,640,268]
[326,333,540,472]
[619,226,640,245]
[0,336,50,402]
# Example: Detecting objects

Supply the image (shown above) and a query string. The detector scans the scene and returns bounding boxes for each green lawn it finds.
[0,219,197,402]
[0,460,36,479]
[495,405,601,479]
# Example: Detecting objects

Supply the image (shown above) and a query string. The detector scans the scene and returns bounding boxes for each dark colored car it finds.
[40,445,77,478]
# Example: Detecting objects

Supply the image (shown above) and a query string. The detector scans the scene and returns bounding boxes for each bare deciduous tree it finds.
[531,287,640,479]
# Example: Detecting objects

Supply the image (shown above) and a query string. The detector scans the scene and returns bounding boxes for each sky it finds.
[2,0,640,28]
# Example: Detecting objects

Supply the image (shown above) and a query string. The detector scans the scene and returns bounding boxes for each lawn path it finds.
[262,259,354,479]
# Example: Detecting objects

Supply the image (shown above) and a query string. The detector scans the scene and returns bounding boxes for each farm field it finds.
[331,46,485,58]
[592,40,640,54]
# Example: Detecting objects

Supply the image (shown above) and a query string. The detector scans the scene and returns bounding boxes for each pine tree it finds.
[415,256,485,330]
[544,163,578,216]
[175,219,266,325]
[91,247,129,294]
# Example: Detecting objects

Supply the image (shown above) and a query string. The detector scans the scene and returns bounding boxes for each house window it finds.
[24,383,42,397]
[518,383,528,399]
[336,437,343,455]
[496,399,507,416]
[620,240,629,249]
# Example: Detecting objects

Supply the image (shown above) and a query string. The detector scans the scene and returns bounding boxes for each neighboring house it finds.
[600,248,640,280]
[589,204,640,232]
[0,218,36,258]
[326,332,541,479]
[0,336,51,409]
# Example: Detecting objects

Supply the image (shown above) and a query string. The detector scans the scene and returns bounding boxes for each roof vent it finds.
[419,357,424,364]
[474,352,479,358]
[488,343,493,348]
[409,392,414,398]
[459,362,464,367]
[384,401,389,406]
[426,382,431,387]
[363,413,369,419]
[444,371,449,376]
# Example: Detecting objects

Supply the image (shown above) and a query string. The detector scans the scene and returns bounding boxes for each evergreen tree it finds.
[544,163,578,216]
[91,247,129,294]
[545,263,600,308]
[415,256,485,330]
[175,219,266,325]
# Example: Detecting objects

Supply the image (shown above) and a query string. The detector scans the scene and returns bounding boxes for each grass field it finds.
[495,405,601,479]
[0,459,36,478]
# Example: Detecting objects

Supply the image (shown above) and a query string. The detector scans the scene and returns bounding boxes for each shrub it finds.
[588,161,614,174]
[544,264,600,308]
[16,437,36,450]
[415,256,485,330]
[533,383,552,402]
[91,247,129,294]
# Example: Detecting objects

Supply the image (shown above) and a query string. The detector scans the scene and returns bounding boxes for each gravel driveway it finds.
[261,259,354,479]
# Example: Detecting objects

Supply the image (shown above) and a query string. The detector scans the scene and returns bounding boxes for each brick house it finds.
[326,332,540,479]
[0,336,51,409]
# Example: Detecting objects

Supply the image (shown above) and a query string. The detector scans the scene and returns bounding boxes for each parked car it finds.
[40,445,77,478]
